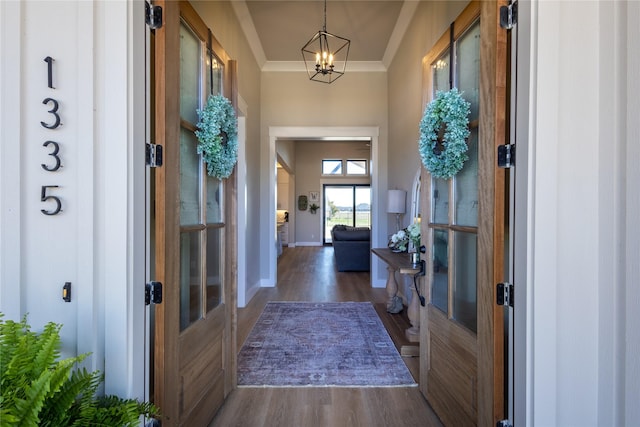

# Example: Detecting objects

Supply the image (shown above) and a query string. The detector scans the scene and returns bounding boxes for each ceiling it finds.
[231,1,419,71]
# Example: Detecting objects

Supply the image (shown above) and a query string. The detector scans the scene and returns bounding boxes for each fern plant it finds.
[0,314,158,426]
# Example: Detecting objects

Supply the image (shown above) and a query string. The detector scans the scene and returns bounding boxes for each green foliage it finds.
[0,314,159,427]
[195,94,238,179]
[418,88,471,179]
[327,200,339,219]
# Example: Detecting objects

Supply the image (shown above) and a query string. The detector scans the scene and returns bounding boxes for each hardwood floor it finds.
[210,246,443,427]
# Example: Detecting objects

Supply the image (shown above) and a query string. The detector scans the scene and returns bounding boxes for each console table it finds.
[371,248,422,347]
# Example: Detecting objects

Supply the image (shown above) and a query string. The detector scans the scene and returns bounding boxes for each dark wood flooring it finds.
[209,246,443,427]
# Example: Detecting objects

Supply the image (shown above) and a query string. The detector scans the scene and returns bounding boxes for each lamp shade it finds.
[387,190,406,214]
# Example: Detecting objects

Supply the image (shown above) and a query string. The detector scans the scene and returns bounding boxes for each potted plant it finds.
[0,314,159,426]
[309,203,319,214]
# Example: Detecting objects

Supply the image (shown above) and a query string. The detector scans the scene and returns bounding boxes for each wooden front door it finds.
[419,2,507,426]
[153,1,237,425]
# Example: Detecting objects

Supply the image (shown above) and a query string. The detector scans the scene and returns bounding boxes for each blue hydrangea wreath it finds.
[418,88,471,179]
[195,94,238,179]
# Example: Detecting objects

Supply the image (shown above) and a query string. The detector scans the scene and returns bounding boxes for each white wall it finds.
[0,0,146,399]
[520,1,640,425]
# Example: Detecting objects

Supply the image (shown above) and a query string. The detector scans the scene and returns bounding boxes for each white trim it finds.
[236,97,248,307]
[295,242,324,247]
[230,1,266,67]
[382,0,419,68]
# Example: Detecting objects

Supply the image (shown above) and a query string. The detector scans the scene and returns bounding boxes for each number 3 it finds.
[41,141,62,171]
[41,98,61,129]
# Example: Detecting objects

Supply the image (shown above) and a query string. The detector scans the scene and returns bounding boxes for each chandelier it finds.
[301,0,350,84]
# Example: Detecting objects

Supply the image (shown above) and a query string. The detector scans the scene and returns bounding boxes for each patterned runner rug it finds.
[237,301,416,387]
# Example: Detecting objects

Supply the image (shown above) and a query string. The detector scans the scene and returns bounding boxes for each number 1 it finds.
[44,56,54,89]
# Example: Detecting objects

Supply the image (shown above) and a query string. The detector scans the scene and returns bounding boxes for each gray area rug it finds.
[237,301,416,387]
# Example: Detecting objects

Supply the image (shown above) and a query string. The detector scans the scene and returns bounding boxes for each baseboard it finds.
[295,242,323,247]
[258,278,275,287]
[244,282,261,305]
[372,278,387,288]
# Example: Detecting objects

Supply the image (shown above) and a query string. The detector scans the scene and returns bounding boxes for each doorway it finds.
[267,127,383,288]
[323,184,371,244]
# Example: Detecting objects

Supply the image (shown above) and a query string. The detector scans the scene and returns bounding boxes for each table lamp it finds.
[387,189,406,232]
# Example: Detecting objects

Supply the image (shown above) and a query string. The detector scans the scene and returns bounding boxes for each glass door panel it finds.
[323,185,371,243]
[206,175,222,223]
[205,227,222,312]
[180,231,202,331]
[432,48,450,93]
[180,129,201,226]
[431,229,448,313]
[179,24,201,124]
[206,54,224,97]
[456,21,481,120]
[453,231,477,332]
[454,128,479,227]
[432,177,449,224]
[355,187,371,228]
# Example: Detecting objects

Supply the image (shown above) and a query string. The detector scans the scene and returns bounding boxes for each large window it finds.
[323,184,371,243]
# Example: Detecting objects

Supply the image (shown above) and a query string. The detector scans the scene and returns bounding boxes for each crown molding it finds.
[232,1,416,74]
[382,1,419,68]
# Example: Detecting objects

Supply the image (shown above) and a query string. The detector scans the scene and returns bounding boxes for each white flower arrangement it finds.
[195,94,238,179]
[389,229,409,252]
[418,88,471,179]
[389,223,421,253]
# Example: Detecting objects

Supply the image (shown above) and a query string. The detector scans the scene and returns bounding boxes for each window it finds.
[346,159,367,175]
[322,160,342,175]
[323,184,371,243]
[322,159,368,176]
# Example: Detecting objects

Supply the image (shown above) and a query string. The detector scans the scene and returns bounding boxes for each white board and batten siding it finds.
[0,1,147,400]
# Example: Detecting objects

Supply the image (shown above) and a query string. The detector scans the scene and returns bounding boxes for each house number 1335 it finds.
[40,56,63,215]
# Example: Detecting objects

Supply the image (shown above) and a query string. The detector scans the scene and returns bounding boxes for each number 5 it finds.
[41,185,62,215]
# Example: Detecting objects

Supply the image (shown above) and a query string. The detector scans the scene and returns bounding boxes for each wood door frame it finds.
[418,1,507,425]
[153,1,238,423]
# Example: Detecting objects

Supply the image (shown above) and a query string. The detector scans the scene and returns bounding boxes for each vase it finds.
[410,252,420,266]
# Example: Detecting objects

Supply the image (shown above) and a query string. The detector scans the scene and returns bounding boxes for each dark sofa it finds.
[331,225,371,272]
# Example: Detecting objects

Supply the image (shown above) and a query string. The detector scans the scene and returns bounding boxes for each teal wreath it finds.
[418,88,471,179]
[195,94,238,179]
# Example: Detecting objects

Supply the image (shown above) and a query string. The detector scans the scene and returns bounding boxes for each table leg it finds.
[406,285,420,342]
[385,265,399,311]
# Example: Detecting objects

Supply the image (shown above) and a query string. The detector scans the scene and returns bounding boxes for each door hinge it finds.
[146,143,163,167]
[145,2,163,30]
[497,282,514,307]
[497,420,513,427]
[497,144,515,168]
[500,1,518,30]
[145,281,163,305]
